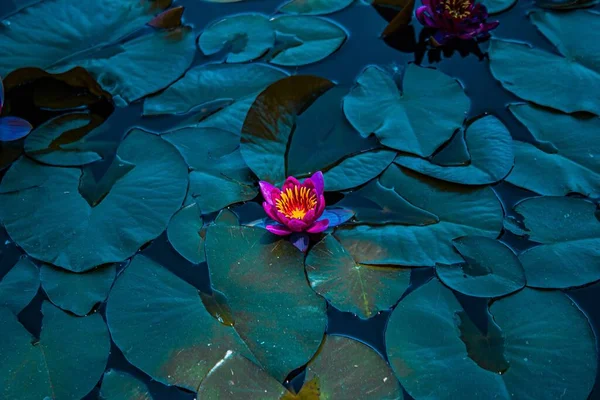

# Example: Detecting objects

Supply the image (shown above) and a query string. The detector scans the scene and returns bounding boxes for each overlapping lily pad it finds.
[386,279,597,399]
[100,370,153,400]
[335,165,503,266]
[0,130,188,272]
[505,103,600,197]
[306,235,411,318]
[0,258,39,315]
[514,196,600,289]
[481,0,517,14]
[436,236,526,297]
[279,0,355,15]
[1,302,110,400]
[167,204,206,264]
[395,115,514,185]
[489,10,600,115]
[205,225,327,381]
[343,64,470,156]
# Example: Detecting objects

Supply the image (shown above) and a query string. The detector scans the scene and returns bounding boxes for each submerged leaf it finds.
[0,258,39,315]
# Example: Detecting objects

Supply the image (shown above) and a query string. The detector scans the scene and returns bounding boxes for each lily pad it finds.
[505,103,600,197]
[323,149,396,191]
[1,302,110,400]
[269,16,347,66]
[205,225,327,382]
[199,14,274,63]
[514,196,600,289]
[163,127,258,214]
[100,370,153,400]
[395,116,514,185]
[167,204,206,264]
[334,165,503,266]
[0,258,39,315]
[40,264,116,316]
[0,130,188,272]
[343,64,470,156]
[279,0,355,15]
[306,235,411,318]
[386,279,597,400]
[481,0,517,14]
[436,236,526,297]
[489,10,600,115]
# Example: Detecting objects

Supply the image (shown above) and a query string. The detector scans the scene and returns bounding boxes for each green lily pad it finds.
[0,130,188,272]
[489,10,600,115]
[505,103,600,197]
[386,279,597,399]
[163,127,258,214]
[481,0,517,13]
[167,204,206,264]
[436,236,526,297]
[306,235,411,319]
[268,16,347,66]
[1,302,110,400]
[0,0,195,105]
[335,165,503,266]
[100,370,153,400]
[395,116,513,185]
[343,64,470,156]
[199,14,274,63]
[514,196,600,289]
[279,0,355,15]
[0,258,39,315]
[205,225,327,382]
[106,255,256,391]
[40,264,116,316]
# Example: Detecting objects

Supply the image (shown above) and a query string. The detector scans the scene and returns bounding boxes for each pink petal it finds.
[259,181,279,205]
[302,209,316,224]
[0,117,33,142]
[310,171,324,195]
[0,76,4,112]
[282,176,301,191]
[266,224,292,236]
[307,219,329,234]
[263,203,281,222]
[288,219,309,232]
[315,194,326,218]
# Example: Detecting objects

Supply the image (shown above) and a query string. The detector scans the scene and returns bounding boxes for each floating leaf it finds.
[0,130,188,272]
[386,279,597,399]
[489,10,600,115]
[163,127,258,214]
[306,235,411,318]
[436,236,526,297]
[269,16,347,66]
[200,290,235,327]
[214,208,241,226]
[335,165,503,266]
[481,0,517,13]
[167,204,206,264]
[323,149,396,191]
[205,225,327,381]
[100,370,153,400]
[1,302,110,400]
[0,258,39,315]
[199,14,274,63]
[106,255,256,391]
[343,64,470,156]
[514,196,600,289]
[279,0,354,15]
[148,6,185,29]
[40,264,116,316]
[505,103,600,197]
[395,116,513,185]
[534,0,598,9]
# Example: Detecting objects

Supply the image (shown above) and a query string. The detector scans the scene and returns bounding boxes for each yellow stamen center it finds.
[443,0,471,19]
[275,186,317,220]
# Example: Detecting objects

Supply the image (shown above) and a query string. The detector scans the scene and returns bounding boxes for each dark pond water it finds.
[0,0,599,399]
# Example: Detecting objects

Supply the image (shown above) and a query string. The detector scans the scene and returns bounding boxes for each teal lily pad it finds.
[279,0,355,15]
[386,279,597,399]
[163,127,258,214]
[481,0,517,13]
[100,370,153,400]
[489,10,600,115]
[269,16,347,66]
[514,196,600,289]
[205,225,327,382]
[199,14,274,63]
[395,115,513,185]
[306,235,411,318]
[0,258,39,315]
[106,255,257,391]
[167,204,206,264]
[1,302,110,400]
[40,264,116,316]
[335,165,503,266]
[343,64,470,156]
[0,130,188,272]
[323,149,396,191]
[436,236,526,297]
[505,103,600,197]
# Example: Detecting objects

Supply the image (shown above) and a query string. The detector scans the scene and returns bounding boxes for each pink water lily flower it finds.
[260,171,329,236]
